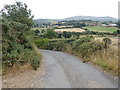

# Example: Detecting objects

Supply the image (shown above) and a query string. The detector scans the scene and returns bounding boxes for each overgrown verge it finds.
[1,2,42,74]
[1,19,42,74]
[34,36,119,76]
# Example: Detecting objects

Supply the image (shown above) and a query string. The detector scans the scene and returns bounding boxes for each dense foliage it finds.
[1,2,41,73]
[34,36,104,57]
[43,29,57,39]
[1,2,34,27]
[34,33,118,76]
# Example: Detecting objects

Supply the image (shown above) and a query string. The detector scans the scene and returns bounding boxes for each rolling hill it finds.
[64,16,117,22]
[34,19,54,25]
[34,16,117,25]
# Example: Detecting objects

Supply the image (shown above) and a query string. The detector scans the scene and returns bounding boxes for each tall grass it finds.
[85,48,118,76]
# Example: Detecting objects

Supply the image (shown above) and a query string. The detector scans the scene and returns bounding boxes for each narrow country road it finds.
[2,49,118,88]
[40,49,118,88]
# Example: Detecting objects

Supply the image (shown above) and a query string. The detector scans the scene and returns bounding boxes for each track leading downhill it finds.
[40,49,118,88]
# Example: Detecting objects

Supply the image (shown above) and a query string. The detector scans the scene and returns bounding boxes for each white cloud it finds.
[0,0,119,19]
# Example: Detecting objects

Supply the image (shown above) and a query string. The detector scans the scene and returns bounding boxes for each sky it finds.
[0,0,119,19]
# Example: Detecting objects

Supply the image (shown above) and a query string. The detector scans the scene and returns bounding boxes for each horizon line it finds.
[34,15,118,20]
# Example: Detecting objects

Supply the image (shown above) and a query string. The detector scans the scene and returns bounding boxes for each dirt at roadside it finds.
[2,58,45,88]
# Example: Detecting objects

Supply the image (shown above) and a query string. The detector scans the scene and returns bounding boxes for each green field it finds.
[83,26,118,33]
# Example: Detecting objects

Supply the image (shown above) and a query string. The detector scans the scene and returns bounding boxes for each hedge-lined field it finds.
[83,26,118,33]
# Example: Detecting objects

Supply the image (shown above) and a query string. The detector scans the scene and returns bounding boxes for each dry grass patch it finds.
[88,48,118,76]
[54,28,85,32]
[58,25,73,28]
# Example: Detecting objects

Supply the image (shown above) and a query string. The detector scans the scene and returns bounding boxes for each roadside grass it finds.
[70,47,118,76]
[83,26,118,33]
[88,49,118,76]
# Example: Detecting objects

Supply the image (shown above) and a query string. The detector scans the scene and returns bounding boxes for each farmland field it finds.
[83,26,118,33]
[32,27,47,31]
[54,28,85,32]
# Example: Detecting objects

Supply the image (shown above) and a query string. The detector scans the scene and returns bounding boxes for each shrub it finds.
[31,56,40,70]
[47,40,66,51]
[102,38,112,49]
[72,36,94,49]
[34,38,50,49]
[43,29,57,39]
[62,31,72,38]
[77,41,104,58]
[34,29,40,35]
[1,2,42,74]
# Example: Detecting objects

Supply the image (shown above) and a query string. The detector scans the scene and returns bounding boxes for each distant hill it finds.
[63,16,117,22]
[34,16,117,25]
[34,19,54,25]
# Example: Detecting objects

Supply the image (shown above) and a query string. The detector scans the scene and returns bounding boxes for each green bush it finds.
[78,41,104,58]
[43,29,57,39]
[72,36,94,49]
[31,56,40,70]
[2,19,41,73]
[34,38,50,49]
[1,2,42,74]
[47,40,66,51]
[62,31,72,38]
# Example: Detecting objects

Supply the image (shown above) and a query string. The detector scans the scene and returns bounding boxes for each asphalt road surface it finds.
[40,49,118,88]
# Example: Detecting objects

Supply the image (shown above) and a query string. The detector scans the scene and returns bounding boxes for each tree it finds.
[62,31,72,38]
[113,30,120,36]
[1,2,41,70]
[34,29,40,35]
[57,33,62,38]
[102,38,112,49]
[1,2,34,27]
[44,30,57,39]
